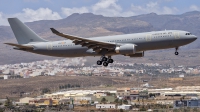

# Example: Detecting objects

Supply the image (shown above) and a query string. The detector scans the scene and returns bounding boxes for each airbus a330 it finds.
[5,18,197,67]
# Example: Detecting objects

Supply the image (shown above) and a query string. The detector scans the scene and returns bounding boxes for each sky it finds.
[0,0,200,26]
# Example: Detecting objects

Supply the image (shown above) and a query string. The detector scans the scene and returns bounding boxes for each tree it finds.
[42,88,51,94]
[4,97,13,109]
[119,100,123,105]
[123,99,128,104]
[75,84,80,88]
[114,98,119,104]
[91,101,94,105]
[65,84,68,89]
[139,107,146,111]
[67,84,71,88]
[101,98,107,104]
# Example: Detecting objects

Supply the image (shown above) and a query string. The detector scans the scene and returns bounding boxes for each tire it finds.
[103,62,108,67]
[97,60,102,65]
[175,52,179,55]
[102,57,107,61]
[108,59,114,63]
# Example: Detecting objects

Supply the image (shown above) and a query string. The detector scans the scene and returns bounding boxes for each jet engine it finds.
[115,44,136,54]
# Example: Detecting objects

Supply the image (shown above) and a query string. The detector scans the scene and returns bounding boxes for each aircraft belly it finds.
[33,46,95,57]
[136,40,174,51]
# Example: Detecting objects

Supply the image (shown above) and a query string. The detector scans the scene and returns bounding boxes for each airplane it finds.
[5,18,197,67]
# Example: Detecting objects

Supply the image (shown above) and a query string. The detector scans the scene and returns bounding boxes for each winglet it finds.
[50,28,60,34]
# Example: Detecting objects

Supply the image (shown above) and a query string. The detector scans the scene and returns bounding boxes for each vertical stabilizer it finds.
[8,18,47,44]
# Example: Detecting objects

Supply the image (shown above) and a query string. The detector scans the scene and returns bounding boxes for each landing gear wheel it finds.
[108,59,114,63]
[175,52,179,55]
[175,47,179,55]
[97,60,102,65]
[103,62,108,67]
[102,57,107,61]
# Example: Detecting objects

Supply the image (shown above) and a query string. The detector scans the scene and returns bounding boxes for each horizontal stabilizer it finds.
[4,43,33,49]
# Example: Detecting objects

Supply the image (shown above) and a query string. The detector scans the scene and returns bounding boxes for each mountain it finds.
[131,11,200,48]
[0,11,200,65]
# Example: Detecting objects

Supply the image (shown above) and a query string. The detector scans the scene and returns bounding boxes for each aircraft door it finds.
[170,32,180,46]
[174,32,180,39]
[145,34,152,41]
[47,43,52,50]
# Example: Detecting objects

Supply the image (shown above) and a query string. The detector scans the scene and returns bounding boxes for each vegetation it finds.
[123,99,128,104]
[139,107,147,111]
[4,97,13,108]
[101,97,107,104]
[0,76,124,98]
[59,84,81,90]
[41,88,51,94]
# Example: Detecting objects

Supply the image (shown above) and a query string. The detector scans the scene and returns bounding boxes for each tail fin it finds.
[8,18,48,44]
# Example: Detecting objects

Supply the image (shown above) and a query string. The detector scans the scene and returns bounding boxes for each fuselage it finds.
[25,30,197,57]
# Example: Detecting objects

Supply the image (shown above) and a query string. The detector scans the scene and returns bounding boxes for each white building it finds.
[96,104,115,109]
[74,97,91,101]
[15,97,35,105]
[117,105,131,110]
[4,75,9,80]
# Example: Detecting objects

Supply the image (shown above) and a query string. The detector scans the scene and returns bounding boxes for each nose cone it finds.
[194,36,197,39]
[192,36,197,41]
[185,35,197,44]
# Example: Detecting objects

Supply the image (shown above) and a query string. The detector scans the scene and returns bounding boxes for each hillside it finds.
[0,76,127,98]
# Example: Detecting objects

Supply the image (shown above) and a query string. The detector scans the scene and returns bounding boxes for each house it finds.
[16,97,34,105]
[74,97,91,105]
[0,99,7,106]
[30,98,58,106]
[174,99,200,108]
[96,104,115,109]
[117,105,132,110]
[95,96,115,103]
[117,88,130,97]
[139,90,148,99]
[94,92,107,98]
[156,100,174,105]
[59,98,71,105]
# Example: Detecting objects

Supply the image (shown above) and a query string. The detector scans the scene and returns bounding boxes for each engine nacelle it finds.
[128,51,144,57]
[115,44,136,54]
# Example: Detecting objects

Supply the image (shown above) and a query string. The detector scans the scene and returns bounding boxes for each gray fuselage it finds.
[25,30,197,57]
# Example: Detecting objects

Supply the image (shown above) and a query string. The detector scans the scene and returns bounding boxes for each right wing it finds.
[4,43,34,50]
[50,28,117,53]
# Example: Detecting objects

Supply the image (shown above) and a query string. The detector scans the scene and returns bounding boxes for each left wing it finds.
[50,28,117,52]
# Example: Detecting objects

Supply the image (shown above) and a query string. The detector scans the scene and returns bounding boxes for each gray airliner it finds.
[5,18,197,67]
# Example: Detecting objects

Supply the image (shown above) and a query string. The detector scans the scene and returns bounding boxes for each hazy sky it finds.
[0,0,200,25]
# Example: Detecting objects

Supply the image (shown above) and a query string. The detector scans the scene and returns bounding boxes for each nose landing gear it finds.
[175,47,179,55]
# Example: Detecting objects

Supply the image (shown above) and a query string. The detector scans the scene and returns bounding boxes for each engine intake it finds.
[115,44,136,54]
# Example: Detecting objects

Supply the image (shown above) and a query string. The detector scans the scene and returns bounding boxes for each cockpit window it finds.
[186,33,192,35]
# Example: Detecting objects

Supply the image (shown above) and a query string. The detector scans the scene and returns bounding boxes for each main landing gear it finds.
[175,47,179,55]
[97,56,114,67]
